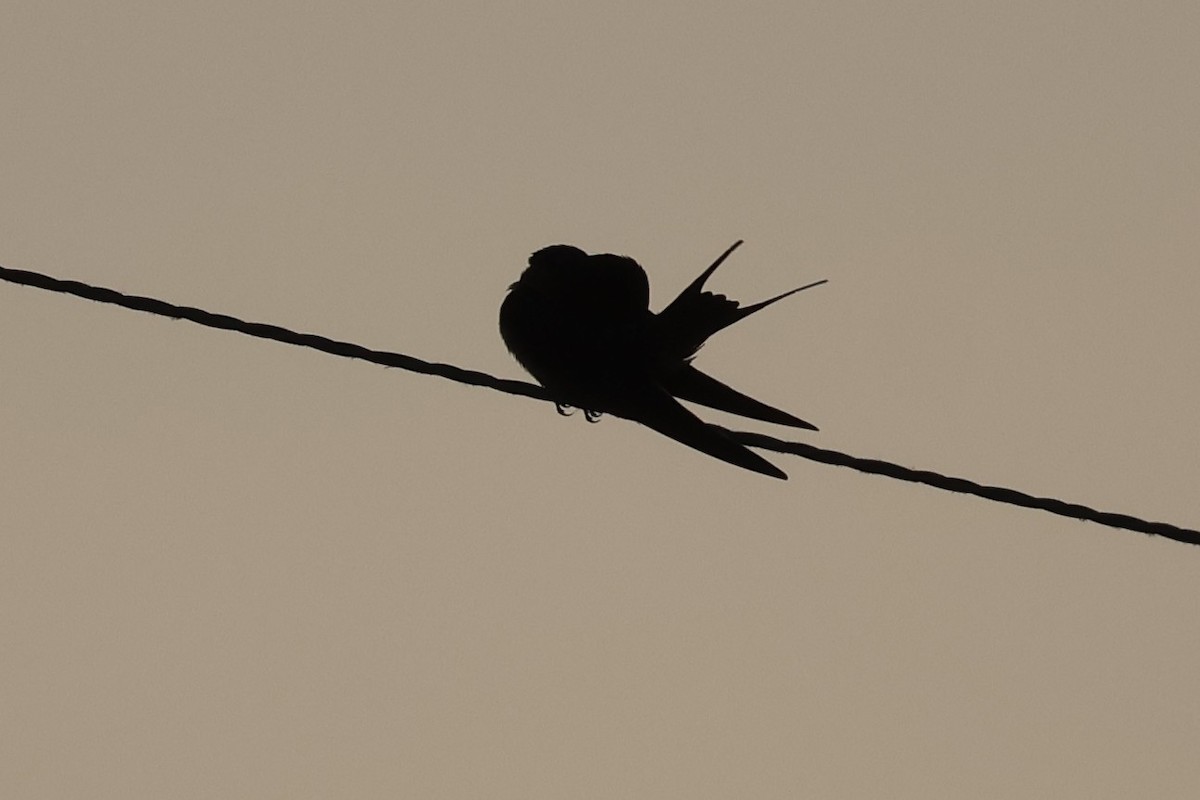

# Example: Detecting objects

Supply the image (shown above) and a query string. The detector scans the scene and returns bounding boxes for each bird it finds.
[499,240,825,479]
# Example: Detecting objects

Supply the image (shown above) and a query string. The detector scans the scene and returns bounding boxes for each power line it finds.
[0,264,547,401]
[723,428,1195,543]
[3,262,1196,547]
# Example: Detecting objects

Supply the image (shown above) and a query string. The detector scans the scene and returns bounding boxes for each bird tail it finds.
[611,383,789,479]
[663,363,818,430]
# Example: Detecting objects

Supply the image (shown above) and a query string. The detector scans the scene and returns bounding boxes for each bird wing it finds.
[662,363,818,431]
[656,240,827,359]
[610,380,788,479]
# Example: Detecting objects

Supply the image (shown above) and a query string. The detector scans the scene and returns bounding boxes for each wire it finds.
[0,263,548,400]
[724,428,1196,544]
[3,262,1196,547]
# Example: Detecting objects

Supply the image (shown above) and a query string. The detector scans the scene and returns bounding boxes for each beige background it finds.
[2,2,1198,797]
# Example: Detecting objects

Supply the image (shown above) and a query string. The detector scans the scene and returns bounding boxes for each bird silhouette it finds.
[499,240,825,479]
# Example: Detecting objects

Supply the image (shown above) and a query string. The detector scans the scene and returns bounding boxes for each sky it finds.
[2,2,1198,797]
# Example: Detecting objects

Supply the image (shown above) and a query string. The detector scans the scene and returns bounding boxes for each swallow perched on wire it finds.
[499,240,825,479]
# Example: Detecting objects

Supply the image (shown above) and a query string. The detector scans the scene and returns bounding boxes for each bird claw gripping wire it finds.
[555,402,604,423]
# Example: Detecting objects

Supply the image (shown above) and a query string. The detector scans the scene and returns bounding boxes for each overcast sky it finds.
[3,3,1198,797]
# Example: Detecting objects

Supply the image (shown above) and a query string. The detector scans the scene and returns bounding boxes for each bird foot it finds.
[554,403,604,423]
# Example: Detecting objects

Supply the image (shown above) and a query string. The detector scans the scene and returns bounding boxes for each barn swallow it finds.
[499,240,825,479]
